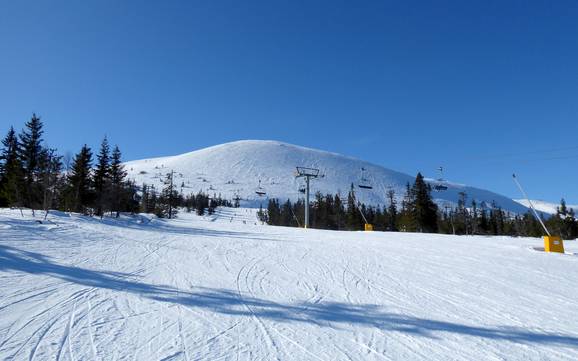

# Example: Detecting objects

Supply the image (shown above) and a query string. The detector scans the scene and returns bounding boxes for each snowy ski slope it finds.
[515,199,578,215]
[124,140,530,214]
[1,208,578,360]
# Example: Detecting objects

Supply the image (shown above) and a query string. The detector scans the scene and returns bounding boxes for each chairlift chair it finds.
[255,180,267,196]
[433,166,448,192]
[298,181,306,194]
[358,167,373,190]
[434,184,448,191]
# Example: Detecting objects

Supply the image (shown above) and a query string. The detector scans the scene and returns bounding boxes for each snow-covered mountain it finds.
[125,140,529,213]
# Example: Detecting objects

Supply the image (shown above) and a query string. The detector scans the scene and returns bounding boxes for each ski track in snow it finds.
[1,208,578,360]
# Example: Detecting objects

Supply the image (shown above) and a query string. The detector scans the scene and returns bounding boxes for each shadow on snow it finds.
[1,243,577,348]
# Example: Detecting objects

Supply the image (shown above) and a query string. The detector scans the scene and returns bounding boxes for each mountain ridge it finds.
[124,140,530,214]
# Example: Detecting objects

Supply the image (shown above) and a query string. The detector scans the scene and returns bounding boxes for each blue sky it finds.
[1,1,577,203]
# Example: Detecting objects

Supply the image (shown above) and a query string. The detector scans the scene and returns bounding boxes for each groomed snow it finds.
[1,208,577,360]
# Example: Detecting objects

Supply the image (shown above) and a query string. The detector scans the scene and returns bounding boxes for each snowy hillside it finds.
[1,208,577,360]
[515,199,578,215]
[125,140,529,213]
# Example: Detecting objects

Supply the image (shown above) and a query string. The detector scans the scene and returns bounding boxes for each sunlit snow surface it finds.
[1,208,577,360]
[515,199,578,215]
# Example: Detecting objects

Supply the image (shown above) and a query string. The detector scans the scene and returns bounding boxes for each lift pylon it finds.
[295,167,320,229]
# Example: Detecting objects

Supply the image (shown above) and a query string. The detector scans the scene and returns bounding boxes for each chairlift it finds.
[358,167,373,190]
[298,181,306,194]
[255,180,267,196]
[433,166,448,192]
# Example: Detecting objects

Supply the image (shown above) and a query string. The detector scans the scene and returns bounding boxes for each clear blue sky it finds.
[1,1,577,203]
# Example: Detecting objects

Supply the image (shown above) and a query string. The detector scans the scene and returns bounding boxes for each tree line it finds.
[0,114,139,217]
[139,174,232,219]
[0,114,231,219]
[2,114,576,237]
[260,173,578,239]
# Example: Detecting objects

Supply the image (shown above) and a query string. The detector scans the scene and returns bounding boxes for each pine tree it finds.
[122,180,140,214]
[257,204,268,223]
[281,199,294,226]
[398,182,417,232]
[0,127,13,177]
[386,189,397,231]
[140,183,150,213]
[558,198,568,216]
[266,199,281,225]
[471,200,478,235]
[67,145,94,214]
[147,185,158,214]
[324,194,338,230]
[158,171,178,219]
[38,148,62,217]
[94,137,111,217]
[109,145,127,217]
[333,194,345,230]
[479,207,489,234]
[566,208,578,239]
[455,191,468,234]
[194,191,209,215]
[0,127,24,207]
[551,198,578,240]
[18,114,45,209]
[409,173,438,233]
[207,197,216,215]
[346,184,363,230]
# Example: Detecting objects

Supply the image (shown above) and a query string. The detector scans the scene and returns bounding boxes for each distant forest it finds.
[259,177,577,239]
[1,114,576,239]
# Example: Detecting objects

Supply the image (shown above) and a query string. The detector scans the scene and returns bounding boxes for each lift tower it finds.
[295,167,320,229]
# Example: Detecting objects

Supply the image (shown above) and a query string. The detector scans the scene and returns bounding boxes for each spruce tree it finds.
[94,137,111,216]
[334,194,344,230]
[386,189,397,231]
[558,198,568,216]
[471,200,478,235]
[18,114,45,209]
[266,199,281,225]
[455,192,468,234]
[0,127,24,207]
[398,182,414,231]
[257,204,268,223]
[479,208,489,234]
[281,199,294,226]
[346,184,362,230]
[409,173,438,233]
[67,145,94,214]
[148,185,158,214]
[157,171,178,219]
[109,145,127,217]
[38,148,62,216]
